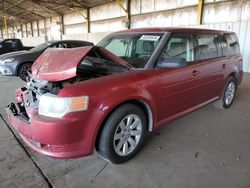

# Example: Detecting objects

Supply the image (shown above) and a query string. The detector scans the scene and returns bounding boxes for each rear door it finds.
[191,33,225,101]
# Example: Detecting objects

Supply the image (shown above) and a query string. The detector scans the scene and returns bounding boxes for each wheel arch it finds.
[227,60,242,87]
[16,61,34,75]
[94,99,154,151]
[228,72,240,85]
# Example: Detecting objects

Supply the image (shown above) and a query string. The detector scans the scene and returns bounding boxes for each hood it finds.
[31,46,131,81]
[0,50,33,59]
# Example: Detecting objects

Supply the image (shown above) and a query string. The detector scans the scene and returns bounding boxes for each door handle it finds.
[222,64,226,69]
[192,70,200,76]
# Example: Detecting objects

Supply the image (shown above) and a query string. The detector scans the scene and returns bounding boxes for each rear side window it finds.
[221,33,240,56]
[196,34,220,60]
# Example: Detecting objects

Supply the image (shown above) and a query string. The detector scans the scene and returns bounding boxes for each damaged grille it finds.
[23,78,61,109]
[11,78,62,121]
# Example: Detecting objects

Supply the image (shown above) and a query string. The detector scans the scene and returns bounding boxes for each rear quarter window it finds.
[221,33,240,56]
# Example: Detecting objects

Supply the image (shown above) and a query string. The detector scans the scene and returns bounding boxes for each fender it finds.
[88,86,156,153]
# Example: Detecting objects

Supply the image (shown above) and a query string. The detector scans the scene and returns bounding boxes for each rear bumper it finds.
[6,104,105,159]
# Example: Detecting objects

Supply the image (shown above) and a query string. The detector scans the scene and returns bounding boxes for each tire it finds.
[97,104,147,164]
[213,76,237,109]
[18,63,32,81]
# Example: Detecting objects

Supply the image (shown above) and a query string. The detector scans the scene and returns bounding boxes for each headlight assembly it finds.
[38,93,89,118]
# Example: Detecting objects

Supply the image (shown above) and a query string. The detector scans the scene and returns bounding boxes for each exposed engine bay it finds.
[10,48,130,121]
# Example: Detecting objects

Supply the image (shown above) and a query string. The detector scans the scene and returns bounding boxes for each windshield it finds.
[29,42,52,52]
[98,33,163,68]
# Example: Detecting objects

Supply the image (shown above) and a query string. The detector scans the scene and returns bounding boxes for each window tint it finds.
[196,34,219,60]
[159,34,194,62]
[4,40,18,49]
[67,42,86,48]
[53,43,68,48]
[66,43,75,48]
[221,33,240,56]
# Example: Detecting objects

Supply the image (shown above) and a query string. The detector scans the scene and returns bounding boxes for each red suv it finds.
[6,28,243,164]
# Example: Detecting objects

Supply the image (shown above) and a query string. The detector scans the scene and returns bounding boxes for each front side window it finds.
[98,33,163,68]
[158,34,194,63]
[196,34,219,60]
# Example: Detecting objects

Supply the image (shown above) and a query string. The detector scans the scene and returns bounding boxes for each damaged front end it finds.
[7,45,131,121]
[7,77,62,121]
[5,46,131,158]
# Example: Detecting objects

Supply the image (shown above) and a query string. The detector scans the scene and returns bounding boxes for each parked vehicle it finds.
[6,28,243,164]
[0,39,33,55]
[0,40,93,81]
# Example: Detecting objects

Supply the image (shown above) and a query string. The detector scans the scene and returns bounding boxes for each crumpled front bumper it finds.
[6,102,105,159]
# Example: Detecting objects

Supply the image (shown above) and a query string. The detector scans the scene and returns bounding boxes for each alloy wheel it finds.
[113,114,142,156]
[224,81,236,105]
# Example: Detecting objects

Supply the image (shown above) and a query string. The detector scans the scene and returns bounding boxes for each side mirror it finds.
[156,57,187,68]
[0,44,2,48]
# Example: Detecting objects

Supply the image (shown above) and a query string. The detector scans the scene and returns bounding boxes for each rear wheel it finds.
[213,76,237,109]
[97,104,146,164]
[18,63,32,81]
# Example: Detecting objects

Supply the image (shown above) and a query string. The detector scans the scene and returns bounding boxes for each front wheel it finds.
[97,104,147,164]
[213,76,237,109]
[18,63,32,81]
